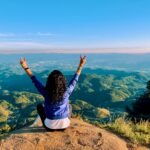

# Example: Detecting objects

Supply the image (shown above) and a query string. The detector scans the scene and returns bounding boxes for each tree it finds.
[126,80,150,121]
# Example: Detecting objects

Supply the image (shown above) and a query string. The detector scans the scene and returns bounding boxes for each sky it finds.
[0,0,150,53]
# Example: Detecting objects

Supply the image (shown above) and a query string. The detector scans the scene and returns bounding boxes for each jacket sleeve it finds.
[63,73,79,99]
[30,76,46,97]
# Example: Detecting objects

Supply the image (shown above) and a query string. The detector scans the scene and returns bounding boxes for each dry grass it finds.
[95,108,110,118]
[103,117,150,146]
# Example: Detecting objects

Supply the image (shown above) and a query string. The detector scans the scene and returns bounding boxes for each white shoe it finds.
[30,115,41,127]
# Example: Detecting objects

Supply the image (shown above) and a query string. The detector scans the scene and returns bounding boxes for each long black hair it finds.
[45,70,67,103]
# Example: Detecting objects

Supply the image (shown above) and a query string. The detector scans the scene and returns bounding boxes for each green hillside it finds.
[0,68,149,136]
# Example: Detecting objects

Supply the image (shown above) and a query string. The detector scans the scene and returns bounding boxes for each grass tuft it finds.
[104,117,150,146]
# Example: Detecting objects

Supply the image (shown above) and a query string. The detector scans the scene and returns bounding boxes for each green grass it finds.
[100,117,150,146]
[73,113,150,146]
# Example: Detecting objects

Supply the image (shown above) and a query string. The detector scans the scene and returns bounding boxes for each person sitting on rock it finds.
[20,55,86,131]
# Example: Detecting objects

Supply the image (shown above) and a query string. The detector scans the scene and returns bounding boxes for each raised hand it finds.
[20,57,28,69]
[20,57,33,77]
[79,55,86,67]
[76,55,86,75]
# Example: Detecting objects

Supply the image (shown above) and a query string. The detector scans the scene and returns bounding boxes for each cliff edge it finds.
[0,118,148,150]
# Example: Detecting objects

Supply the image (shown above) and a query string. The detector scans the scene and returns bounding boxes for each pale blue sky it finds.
[0,0,150,53]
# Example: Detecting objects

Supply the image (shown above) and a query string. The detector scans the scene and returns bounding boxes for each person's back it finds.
[20,55,86,131]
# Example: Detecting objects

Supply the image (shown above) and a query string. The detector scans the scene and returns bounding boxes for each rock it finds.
[0,118,149,150]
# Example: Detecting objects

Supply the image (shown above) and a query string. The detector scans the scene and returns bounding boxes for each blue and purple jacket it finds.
[31,73,79,119]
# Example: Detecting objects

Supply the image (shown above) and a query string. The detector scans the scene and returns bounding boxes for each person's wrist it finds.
[23,66,28,69]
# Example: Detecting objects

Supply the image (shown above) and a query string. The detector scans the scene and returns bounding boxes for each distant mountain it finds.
[0,53,150,72]
[1,53,150,135]
[0,67,150,134]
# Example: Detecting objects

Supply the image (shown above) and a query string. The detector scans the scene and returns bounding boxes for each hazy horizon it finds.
[1,48,150,54]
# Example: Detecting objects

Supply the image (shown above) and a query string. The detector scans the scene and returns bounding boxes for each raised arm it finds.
[20,57,33,77]
[20,57,46,96]
[65,55,86,97]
